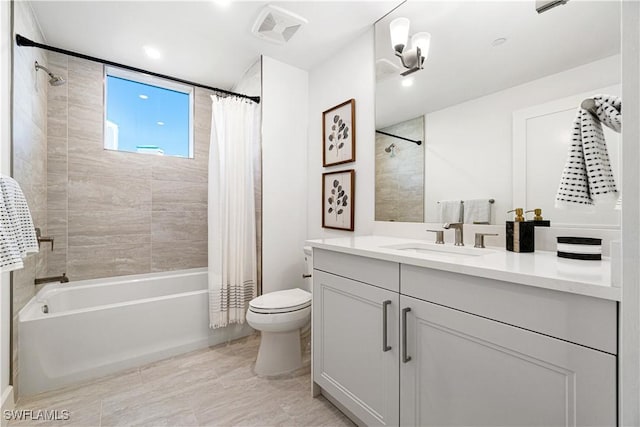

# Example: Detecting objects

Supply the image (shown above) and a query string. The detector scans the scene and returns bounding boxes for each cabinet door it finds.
[400,295,616,427]
[313,270,399,426]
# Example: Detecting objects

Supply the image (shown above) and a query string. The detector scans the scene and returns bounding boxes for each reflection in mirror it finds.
[375,116,425,222]
[375,1,621,227]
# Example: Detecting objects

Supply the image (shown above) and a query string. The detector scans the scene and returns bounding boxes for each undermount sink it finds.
[381,242,493,257]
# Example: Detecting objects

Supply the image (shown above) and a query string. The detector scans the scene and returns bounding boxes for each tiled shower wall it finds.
[46,53,211,281]
[11,1,49,397]
[375,116,425,222]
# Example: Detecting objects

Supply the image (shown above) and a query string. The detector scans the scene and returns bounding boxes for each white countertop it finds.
[306,235,620,301]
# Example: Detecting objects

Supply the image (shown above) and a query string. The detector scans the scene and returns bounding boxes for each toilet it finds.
[246,246,313,376]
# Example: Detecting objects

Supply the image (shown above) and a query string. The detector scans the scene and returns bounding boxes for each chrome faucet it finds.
[443,222,464,246]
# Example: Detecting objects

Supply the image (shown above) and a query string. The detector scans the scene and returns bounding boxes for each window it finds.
[104,66,193,158]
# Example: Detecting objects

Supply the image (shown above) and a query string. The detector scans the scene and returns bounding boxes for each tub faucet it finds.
[443,222,464,246]
[34,273,69,285]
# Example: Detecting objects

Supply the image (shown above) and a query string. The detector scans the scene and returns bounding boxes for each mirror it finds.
[375,1,621,227]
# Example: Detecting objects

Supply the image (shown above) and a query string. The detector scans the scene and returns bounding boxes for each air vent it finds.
[251,5,308,45]
[376,58,400,82]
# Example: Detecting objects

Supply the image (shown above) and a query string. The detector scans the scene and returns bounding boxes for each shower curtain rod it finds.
[376,130,422,145]
[16,34,260,104]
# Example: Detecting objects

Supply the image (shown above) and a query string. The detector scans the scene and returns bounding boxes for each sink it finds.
[381,243,493,257]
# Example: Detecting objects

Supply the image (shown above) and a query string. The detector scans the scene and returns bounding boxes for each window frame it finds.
[103,65,195,159]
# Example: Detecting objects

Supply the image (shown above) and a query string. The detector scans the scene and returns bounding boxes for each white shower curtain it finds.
[208,95,260,329]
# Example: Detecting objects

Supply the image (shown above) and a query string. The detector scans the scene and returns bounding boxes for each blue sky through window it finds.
[105,75,191,157]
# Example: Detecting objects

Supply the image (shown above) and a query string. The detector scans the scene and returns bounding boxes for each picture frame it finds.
[322,99,356,167]
[322,169,355,231]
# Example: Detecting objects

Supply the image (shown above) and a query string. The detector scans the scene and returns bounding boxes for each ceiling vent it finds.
[251,5,308,45]
[376,58,400,82]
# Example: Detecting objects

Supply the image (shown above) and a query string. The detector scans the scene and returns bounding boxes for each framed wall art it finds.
[322,169,355,231]
[322,99,355,167]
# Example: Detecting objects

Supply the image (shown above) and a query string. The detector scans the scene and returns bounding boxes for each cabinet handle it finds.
[382,300,391,352]
[402,307,412,363]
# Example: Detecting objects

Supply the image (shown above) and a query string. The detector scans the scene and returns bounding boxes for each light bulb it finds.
[390,17,410,53]
[411,32,431,60]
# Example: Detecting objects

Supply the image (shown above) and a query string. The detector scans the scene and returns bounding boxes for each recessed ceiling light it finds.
[491,37,507,47]
[143,45,162,59]
[401,77,414,88]
[213,0,231,7]
[157,121,165,126]
[139,94,148,100]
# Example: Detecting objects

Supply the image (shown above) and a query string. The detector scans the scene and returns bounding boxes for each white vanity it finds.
[308,236,619,426]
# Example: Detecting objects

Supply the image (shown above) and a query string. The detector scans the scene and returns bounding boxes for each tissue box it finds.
[557,237,602,260]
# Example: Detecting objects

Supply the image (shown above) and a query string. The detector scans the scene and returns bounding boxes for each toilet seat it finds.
[249,288,311,314]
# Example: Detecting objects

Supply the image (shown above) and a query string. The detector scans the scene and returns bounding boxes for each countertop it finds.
[306,235,620,301]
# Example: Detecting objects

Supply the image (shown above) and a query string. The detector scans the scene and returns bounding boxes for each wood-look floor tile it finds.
[12,335,351,427]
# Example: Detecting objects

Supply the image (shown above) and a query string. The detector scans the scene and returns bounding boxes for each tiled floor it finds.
[10,335,354,427]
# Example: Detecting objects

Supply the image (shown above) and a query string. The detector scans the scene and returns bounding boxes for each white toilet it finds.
[246,246,313,376]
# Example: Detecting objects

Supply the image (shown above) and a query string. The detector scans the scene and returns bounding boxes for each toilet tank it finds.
[302,246,312,293]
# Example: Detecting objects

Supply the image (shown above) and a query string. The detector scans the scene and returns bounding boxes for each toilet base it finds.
[254,330,302,376]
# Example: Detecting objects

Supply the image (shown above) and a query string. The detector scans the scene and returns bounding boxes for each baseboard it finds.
[1,386,15,427]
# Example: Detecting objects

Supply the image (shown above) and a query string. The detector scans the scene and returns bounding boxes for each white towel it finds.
[556,95,621,208]
[438,200,462,223]
[463,199,491,224]
[0,175,39,272]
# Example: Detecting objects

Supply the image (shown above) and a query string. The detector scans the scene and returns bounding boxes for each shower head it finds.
[384,143,396,153]
[34,61,66,86]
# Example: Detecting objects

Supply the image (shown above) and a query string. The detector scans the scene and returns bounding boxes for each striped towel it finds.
[556,95,621,208]
[0,175,39,272]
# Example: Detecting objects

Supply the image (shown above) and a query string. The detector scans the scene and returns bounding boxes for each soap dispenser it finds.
[506,208,535,253]
[525,208,551,227]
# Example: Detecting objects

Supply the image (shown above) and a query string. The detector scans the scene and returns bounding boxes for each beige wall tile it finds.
[151,240,207,272]
[68,175,151,212]
[47,172,67,211]
[151,210,206,243]
[152,179,207,211]
[68,210,151,247]
[67,242,151,280]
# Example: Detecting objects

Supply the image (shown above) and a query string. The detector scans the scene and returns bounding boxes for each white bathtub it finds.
[19,268,252,396]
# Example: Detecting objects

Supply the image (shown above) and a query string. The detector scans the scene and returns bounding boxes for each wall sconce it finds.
[389,17,431,76]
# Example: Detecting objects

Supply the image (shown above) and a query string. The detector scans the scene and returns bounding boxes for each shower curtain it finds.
[208,95,260,329]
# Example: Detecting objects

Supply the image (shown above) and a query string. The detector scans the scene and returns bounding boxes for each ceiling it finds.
[375,0,621,128]
[28,1,399,91]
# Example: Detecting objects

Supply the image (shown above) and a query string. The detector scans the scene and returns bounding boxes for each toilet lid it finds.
[249,288,311,314]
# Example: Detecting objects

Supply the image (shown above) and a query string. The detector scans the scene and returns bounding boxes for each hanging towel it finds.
[556,94,621,208]
[438,200,463,223]
[463,199,491,224]
[0,175,38,272]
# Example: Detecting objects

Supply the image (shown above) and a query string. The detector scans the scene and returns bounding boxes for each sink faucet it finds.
[443,222,464,246]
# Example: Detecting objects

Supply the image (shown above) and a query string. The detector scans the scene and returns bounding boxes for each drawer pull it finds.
[382,300,392,352]
[402,307,412,363]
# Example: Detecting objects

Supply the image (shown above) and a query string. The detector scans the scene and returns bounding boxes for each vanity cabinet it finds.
[400,294,616,426]
[311,248,617,427]
[313,250,400,426]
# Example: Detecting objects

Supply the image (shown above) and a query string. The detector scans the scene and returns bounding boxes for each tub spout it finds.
[35,273,69,285]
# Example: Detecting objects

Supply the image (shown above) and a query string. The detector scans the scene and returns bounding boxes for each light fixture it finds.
[139,94,149,100]
[401,77,414,87]
[389,17,431,76]
[212,0,231,7]
[143,45,162,60]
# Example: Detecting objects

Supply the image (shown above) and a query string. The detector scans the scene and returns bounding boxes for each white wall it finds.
[0,0,13,416]
[307,29,375,239]
[261,56,309,293]
[620,1,640,424]
[423,55,620,224]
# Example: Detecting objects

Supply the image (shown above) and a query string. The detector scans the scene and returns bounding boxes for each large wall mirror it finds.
[374,1,621,227]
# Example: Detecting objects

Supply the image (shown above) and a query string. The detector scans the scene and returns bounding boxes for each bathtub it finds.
[19,268,252,396]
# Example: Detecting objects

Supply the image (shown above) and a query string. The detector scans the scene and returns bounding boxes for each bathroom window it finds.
[104,66,194,158]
